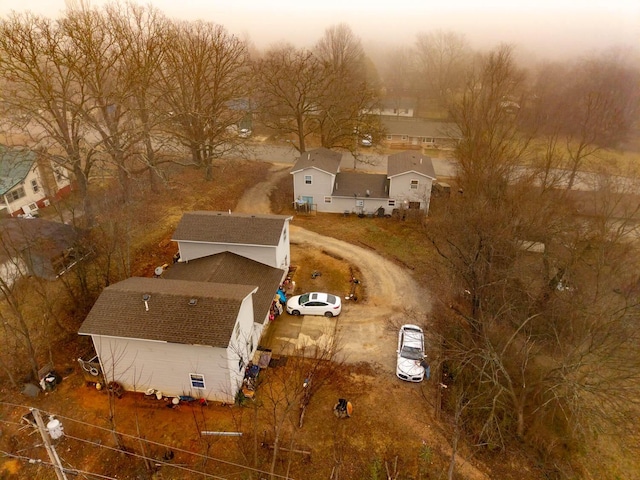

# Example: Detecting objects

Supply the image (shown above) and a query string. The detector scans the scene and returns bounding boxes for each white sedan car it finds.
[396,324,427,382]
[286,292,342,317]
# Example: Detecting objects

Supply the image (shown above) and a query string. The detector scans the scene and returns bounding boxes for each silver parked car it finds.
[396,324,427,382]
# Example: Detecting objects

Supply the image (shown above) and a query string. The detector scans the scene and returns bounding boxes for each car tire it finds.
[324,312,333,318]
[291,310,301,316]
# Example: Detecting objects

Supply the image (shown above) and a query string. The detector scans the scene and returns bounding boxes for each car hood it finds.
[397,357,425,377]
[286,297,301,309]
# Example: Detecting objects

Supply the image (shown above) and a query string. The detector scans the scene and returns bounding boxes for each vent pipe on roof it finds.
[142,294,150,312]
[189,298,198,306]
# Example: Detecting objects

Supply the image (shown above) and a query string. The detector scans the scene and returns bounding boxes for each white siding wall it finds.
[274,224,291,269]
[5,169,47,215]
[92,336,235,402]
[388,173,433,211]
[321,197,393,216]
[292,170,334,206]
[178,242,277,268]
[225,294,258,394]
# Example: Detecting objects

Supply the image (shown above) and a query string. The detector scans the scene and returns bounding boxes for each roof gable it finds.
[172,211,291,246]
[387,151,436,179]
[79,277,257,347]
[163,252,284,325]
[0,145,36,195]
[291,148,342,175]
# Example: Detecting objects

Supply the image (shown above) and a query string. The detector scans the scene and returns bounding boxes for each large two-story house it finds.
[79,212,292,403]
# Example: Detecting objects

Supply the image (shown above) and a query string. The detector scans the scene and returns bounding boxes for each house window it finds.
[324,196,332,203]
[190,373,206,389]
[401,135,408,141]
[304,175,312,185]
[386,135,392,140]
[31,180,39,193]
[54,167,64,181]
[5,187,25,203]
[388,199,396,207]
[410,180,419,190]
[422,137,433,143]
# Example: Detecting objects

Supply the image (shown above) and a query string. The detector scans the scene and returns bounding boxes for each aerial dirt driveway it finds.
[234,162,431,371]
[235,162,490,480]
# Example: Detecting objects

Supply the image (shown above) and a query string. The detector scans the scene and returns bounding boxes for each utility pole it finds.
[30,408,68,480]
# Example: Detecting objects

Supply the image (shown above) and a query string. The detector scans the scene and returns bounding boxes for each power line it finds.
[0,400,295,479]
[0,449,118,480]
[66,433,236,480]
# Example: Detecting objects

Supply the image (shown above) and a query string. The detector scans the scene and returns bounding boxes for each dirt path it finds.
[235,162,490,480]
[234,162,292,214]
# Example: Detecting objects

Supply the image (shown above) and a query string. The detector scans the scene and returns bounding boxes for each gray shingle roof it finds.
[0,145,35,195]
[382,118,461,139]
[172,211,291,246]
[332,172,389,199]
[163,252,285,325]
[387,151,436,179]
[291,148,342,175]
[0,217,81,266]
[78,277,257,347]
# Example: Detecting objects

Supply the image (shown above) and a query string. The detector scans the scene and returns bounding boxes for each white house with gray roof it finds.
[0,145,71,217]
[79,211,293,402]
[79,277,258,403]
[291,148,437,216]
[172,211,293,270]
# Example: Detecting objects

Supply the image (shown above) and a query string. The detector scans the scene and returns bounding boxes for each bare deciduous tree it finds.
[414,30,471,110]
[0,13,102,226]
[252,44,326,153]
[160,20,249,180]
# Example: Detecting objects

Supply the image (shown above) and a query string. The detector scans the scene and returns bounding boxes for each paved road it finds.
[246,143,458,177]
[246,142,640,193]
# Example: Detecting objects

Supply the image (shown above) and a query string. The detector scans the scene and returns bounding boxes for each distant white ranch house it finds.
[381,118,461,150]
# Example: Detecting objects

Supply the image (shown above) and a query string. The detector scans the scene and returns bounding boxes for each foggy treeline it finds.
[1,1,640,478]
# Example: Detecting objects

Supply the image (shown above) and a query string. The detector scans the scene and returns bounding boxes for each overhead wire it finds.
[0,448,118,480]
[0,400,295,480]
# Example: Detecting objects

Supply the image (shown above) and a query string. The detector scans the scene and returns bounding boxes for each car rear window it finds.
[327,294,337,303]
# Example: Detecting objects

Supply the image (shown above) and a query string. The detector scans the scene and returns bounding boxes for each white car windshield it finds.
[401,346,423,360]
